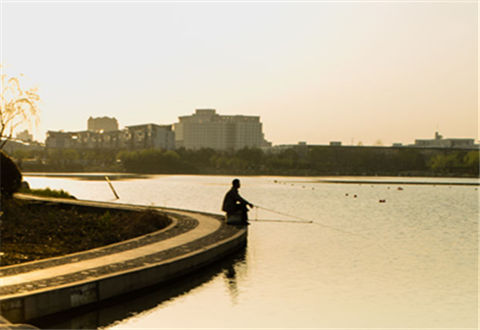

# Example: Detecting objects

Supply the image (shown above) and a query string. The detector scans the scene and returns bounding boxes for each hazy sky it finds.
[1,0,477,146]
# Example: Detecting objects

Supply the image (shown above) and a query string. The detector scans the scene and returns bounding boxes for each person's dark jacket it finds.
[222,188,250,214]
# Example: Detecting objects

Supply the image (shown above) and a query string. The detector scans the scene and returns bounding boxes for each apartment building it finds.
[16,130,33,142]
[413,132,477,149]
[126,124,175,150]
[174,109,270,150]
[46,124,174,150]
[87,116,119,132]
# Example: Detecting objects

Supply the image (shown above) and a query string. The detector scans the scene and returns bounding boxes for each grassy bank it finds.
[19,186,76,199]
[0,197,171,266]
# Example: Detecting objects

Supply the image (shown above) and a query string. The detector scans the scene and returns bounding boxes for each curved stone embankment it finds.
[0,195,247,324]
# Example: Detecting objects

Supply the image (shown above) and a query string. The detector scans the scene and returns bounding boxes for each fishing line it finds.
[254,205,403,261]
[254,205,313,223]
[250,218,313,224]
[254,205,368,239]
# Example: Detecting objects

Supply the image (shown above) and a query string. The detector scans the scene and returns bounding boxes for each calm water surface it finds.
[25,175,479,329]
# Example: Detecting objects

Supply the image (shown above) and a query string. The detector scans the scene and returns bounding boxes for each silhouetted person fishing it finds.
[222,179,254,225]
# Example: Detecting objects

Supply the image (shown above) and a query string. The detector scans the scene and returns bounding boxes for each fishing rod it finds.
[254,205,368,239]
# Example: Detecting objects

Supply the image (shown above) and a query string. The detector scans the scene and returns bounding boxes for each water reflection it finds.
[224,265,239,304]
[32,249,247,329]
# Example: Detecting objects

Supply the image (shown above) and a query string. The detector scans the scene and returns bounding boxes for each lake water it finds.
[24,174,479,329]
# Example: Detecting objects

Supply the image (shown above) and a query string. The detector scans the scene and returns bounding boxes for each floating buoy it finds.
[379,199,386,203]
[353,194,357,198]
[345,193,349,196]
[397,187,403,191]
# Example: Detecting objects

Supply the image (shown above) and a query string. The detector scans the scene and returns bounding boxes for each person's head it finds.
[232,178,240,189]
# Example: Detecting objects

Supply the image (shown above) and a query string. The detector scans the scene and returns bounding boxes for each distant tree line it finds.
[10,146,480,177]
[9,146,479,177]
[11,148,120,172]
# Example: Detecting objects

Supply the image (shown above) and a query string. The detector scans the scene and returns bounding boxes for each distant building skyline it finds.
[46,109,270,151]
[43,111,478,151]
[28,108,480,151]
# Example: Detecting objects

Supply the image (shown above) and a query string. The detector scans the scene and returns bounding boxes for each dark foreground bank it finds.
[0,197,171,266]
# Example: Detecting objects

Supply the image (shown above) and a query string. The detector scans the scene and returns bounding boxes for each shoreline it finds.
[282,179,480,186]
[23,172,480,184]
[21,172,151,181]
[0,195,247,324]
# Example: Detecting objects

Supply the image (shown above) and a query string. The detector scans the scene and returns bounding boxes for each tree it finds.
[428,152,463,173]
[463,151,479,174]
[0,150,22,198]
[0,69,40,149]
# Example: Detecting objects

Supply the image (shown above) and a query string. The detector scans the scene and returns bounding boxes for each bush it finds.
[20,187,76,199]
[0,150,22,198]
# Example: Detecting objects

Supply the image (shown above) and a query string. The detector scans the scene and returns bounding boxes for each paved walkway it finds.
[0,195,247,324]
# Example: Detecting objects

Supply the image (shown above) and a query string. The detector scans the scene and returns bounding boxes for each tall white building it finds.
[174,109,270,150]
